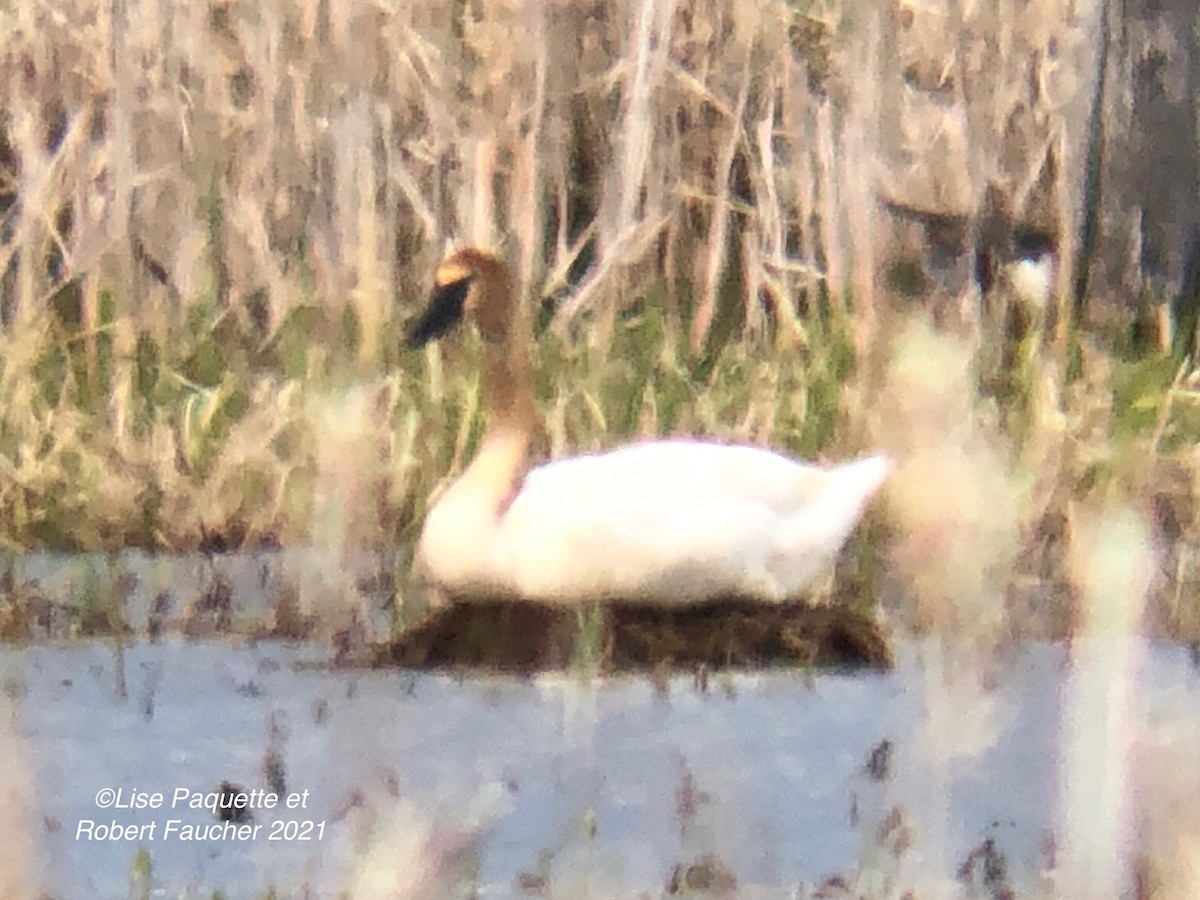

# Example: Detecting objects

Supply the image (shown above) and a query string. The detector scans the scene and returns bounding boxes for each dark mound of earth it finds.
[371,599,891,675]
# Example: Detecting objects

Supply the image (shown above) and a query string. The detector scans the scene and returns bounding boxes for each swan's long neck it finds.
[463,266,536,515]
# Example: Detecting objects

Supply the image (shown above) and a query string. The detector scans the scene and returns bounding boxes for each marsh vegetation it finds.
[2,0,1199,895]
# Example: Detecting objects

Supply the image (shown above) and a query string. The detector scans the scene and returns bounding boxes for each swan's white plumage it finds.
[416,439,890,606]
[408,248,890,607]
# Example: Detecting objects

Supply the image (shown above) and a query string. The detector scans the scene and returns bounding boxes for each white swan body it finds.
[407,249,890,607]
[418,440,890,606]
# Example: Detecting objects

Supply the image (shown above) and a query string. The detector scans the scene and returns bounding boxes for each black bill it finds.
[406,277,473,347]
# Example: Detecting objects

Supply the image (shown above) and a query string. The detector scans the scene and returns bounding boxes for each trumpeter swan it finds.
[407,248,889,607]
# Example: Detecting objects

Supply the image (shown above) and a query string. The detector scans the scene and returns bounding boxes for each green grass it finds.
[0,232,1198,641]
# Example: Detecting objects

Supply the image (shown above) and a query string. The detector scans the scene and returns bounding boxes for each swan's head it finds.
[407,248,514,348]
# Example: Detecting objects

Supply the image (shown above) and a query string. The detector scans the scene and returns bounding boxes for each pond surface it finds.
[6,635,1197,898]
[1,551,1196,897]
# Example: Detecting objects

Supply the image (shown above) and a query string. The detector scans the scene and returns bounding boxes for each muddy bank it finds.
[375,599,892,675]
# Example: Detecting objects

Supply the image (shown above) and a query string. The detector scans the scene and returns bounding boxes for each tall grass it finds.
[1,0,1198,638]
[3,2,1200,896]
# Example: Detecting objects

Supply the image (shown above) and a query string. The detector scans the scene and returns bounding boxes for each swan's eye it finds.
[407,276,473,347]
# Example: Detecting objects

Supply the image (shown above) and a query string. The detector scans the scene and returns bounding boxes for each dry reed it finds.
[1,0,1199,894]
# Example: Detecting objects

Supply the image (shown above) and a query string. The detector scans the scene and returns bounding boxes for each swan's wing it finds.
[499,480,777,603]
[521,440,829,512]
[495,442,888,604]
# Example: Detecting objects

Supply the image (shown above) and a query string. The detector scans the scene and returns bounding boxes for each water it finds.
[3,552,1197,897]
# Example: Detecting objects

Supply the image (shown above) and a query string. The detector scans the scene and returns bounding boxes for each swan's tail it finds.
[772,455,891,593]
[820,454,892,520]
